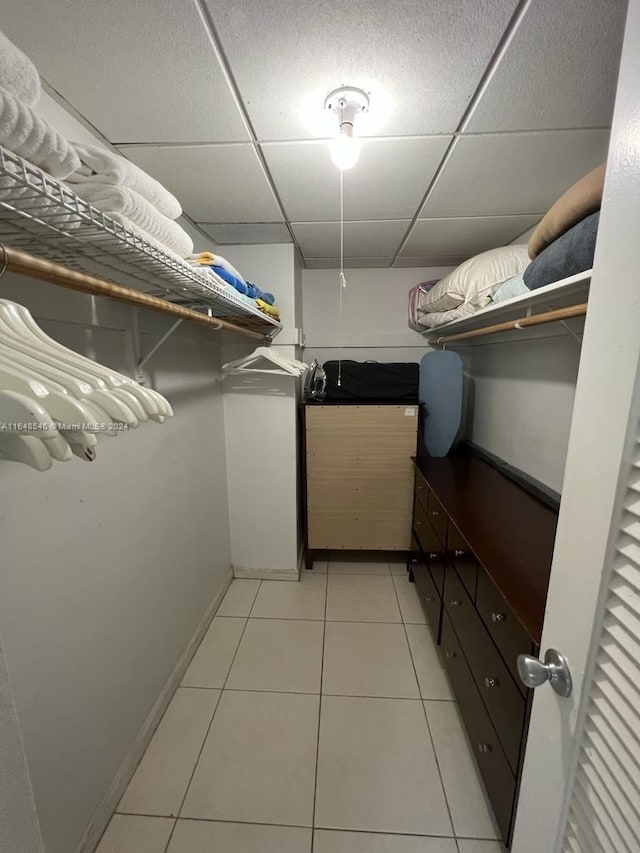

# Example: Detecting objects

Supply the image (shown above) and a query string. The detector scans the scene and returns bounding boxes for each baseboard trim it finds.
[77,566,234,853]
[233,565,299,581]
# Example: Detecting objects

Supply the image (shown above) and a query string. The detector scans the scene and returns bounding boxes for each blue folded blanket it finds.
[212,264,248,295]
[523,211,599,290]
[245,282,275,305]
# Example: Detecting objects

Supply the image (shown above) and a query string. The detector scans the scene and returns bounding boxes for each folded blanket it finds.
[0,88,80,178]
[71,182,193,256]
[0,31,41,107]
[417,303,477,330]
[491,273,529,303]
[256,298,280,319]
[188,252,247,285]
[524,211,599,290]
[245,282,275,304]
[529,163,605,260]
[67,143,181,219]
[211,264,248,294]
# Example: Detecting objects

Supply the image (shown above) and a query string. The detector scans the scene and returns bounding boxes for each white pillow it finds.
[419,245,531,313]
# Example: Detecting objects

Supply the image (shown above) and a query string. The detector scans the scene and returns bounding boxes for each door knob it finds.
[517,649,573,698]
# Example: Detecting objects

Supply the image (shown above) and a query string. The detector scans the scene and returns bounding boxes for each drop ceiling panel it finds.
[118,145,283,223]
[208,0,520,139]
[466,0,626,132]
[0,0,249,143]
[305,258,393,269]
[198,223,292,244]
[423,130,610,217]
[264,138,450,222]
[401,215,540,260]
[292,220,410,258]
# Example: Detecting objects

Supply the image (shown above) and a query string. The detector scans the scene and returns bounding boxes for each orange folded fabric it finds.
[528,163,606,259]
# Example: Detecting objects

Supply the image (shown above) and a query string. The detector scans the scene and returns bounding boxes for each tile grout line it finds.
[390,570,458,840]
[116,810,485,839]
[161,581,262,851]
[310,557,330,853]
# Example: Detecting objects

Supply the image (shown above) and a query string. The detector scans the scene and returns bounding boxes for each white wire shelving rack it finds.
[0,146,280,336]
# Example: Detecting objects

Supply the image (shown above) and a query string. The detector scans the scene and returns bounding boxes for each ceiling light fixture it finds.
[324,86,370,171]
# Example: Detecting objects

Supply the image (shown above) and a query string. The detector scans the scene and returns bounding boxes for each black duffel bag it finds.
[323,360,419,403]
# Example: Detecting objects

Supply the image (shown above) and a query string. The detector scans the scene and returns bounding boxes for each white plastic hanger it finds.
[0,361,118,438]
[0,342,139,427]
[0,301,172,419]
[0,389,72,462]
[222,346,308,377]
[0,435,53,471]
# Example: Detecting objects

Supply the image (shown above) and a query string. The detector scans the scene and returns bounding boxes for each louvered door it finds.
[559,446,640,853]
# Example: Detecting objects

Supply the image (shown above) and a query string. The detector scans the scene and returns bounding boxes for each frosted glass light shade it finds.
[329,132,361,170]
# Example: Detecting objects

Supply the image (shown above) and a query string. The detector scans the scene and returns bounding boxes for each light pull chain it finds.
[337,166,346,387]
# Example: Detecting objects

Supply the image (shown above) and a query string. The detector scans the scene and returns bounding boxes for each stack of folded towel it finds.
[187,252,280,319]
[0,29,80,178]
[65,143,193,257]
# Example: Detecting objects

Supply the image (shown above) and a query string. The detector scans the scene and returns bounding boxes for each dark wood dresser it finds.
[410,450,558,845]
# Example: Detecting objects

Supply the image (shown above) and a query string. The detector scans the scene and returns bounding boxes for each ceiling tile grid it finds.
[0,0,626,267]
[117,144,284,223]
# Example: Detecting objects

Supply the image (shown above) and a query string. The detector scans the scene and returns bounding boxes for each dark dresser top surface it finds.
[414,451,558,643]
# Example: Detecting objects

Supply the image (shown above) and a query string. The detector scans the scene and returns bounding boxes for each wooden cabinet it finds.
[410,450,558,846]
[303,404,419,566]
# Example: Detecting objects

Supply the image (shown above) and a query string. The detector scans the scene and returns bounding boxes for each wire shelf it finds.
[0,146,280,335]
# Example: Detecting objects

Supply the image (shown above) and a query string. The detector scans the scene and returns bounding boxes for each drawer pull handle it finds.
[478,743,492,754]
[445,651,456,660]
[490,612,506,623]
[450,599,462,608]
[454,549,465,557]
[484,677,499,689]
[425,596,435,603]
[432,510,441,517]
[416,521,423,527]
[429,552,439,560]
[418,485,425,491]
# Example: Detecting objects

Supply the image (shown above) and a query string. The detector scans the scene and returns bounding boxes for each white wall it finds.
[0,274,232,853]
[467,332,581,492]
[0,634,44,853]
[218,244,302,576]
[302,266,453,364]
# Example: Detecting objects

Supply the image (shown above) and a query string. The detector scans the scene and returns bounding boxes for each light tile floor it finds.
[97,557,502,853]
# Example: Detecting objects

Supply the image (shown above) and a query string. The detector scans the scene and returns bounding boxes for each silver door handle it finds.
[517,649,573,698]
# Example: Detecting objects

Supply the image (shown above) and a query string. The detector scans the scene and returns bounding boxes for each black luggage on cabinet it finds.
[322,360,419,403]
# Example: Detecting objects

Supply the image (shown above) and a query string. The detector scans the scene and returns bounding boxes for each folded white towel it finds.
[0,87,79,178]
[67,143,182,219]
[73,182,193,257]
[0,160,81,229]
[0,31,41,107]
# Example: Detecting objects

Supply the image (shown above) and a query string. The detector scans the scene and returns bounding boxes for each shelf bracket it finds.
[135,318,183,383]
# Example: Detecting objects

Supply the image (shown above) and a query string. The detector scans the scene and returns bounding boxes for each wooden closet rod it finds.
[431,302,588,345]
[0,245,269,342]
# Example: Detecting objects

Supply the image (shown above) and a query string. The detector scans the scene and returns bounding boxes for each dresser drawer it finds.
[414,472,429,514]
[427,491,447,546]
[414,498,435,550]
[440,613,516,842]
[411,551,442,642]
[477,568,535,694]
[444,569,526,774]
[447,523,478,601]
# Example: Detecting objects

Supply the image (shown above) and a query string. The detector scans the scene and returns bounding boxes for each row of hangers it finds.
[0,299,172,471]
